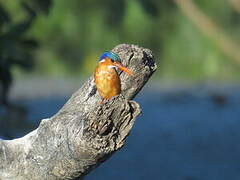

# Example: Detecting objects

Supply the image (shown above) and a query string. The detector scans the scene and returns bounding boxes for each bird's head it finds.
[99,51,133,75]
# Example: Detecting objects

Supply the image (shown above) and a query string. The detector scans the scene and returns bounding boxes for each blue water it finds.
[2,85,240,180]
[87,87,240,180]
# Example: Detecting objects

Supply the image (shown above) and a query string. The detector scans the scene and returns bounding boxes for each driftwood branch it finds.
[0,44,157,180]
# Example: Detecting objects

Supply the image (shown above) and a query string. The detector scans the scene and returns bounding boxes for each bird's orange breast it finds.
[94,62,121,100]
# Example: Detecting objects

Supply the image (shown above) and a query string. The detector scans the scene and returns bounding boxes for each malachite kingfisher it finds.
[94,51,133,103]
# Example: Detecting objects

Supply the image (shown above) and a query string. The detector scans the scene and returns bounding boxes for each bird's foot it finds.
[100,98,106,104]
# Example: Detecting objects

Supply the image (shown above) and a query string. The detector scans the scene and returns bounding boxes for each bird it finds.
[94,51,133,103]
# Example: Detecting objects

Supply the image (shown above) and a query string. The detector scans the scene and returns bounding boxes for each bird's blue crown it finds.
[99,51,121,62]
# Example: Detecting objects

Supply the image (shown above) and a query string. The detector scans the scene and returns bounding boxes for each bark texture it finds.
[0,44,157,180]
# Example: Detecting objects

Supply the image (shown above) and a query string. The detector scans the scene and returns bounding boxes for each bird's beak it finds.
[113,61,134,75]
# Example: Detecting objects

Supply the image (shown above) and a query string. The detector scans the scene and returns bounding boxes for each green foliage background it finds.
[2,0,240,81]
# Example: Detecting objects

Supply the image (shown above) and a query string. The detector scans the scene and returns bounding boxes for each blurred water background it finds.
[1,0,240,179]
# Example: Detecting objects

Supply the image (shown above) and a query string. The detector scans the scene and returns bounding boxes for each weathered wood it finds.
[0,44,157,180]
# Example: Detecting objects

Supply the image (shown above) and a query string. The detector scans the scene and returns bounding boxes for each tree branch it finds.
[175,0,240,64]
[0,44,157,180]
